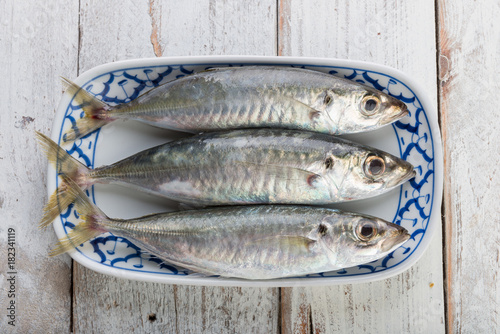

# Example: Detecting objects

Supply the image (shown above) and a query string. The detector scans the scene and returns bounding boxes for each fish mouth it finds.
[401,166,417,183]
[386,161,416,188]
[381,224,411,252]
[381,103,409,124]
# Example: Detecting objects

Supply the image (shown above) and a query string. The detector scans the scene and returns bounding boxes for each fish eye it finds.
[318,223,328,236]
[324,94,333,106]
[324,156,334,169]
[356,220,377,241]
[364,155,385,178]
[360,95,381,116]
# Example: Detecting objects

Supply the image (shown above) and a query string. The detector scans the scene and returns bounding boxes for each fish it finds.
[37,129,415,228]
[62,66,408,141]
[50,177,410,280]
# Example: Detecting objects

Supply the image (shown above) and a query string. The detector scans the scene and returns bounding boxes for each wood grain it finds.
[73,265,177,333]
[149,0,277,56]
[0,0,78,332]
[4,0,498,332]
[174,286,279,333]
[278,0,446,333]
[438,0,500,332]
[72,1,279,333]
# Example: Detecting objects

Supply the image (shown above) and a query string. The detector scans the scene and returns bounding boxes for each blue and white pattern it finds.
[55,62,435,279]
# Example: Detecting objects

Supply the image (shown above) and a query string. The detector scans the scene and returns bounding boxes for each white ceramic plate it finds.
[47,56,443,287]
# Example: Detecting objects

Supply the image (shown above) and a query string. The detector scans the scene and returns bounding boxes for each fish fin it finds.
[182,271,211,278]
[49,177,109,256]
[257,91,322,120]
[150,256,222,277]
[60,77,113,142]
[233,161,322,186]
[286,97,323,121]
[39,182,78,229]
[36,132,92,228]
[309,110,321,120]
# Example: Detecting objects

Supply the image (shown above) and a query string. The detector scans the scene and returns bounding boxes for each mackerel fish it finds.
[62,66,408,141]
[37,129,415,228]
[51,178,410,280]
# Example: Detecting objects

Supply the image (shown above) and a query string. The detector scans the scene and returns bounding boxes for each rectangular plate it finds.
[47,56,443,287]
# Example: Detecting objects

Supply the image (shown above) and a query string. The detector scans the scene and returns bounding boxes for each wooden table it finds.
[1,0,498,333]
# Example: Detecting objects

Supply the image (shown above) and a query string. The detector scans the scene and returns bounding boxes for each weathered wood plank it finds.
[438,0,500,332]
[149,0,277,57]
[72,1,279,333]
[174,286,279,333]
[158,3,280,331]
[73,1,179,331]
[0,0,78,332]
[278,1,446,333]
[73,265,177,333]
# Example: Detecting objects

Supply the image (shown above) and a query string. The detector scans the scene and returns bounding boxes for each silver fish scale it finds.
[87,128,415,205]
[91,130,342,205]
[113,67,347,133]
[109,206,337,279]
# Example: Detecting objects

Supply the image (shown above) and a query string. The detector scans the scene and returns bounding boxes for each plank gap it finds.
[277,0,290,56]
[308,304,313,334]
[434,1,450,333]
[434,0,443,130]
[70,260,74,333]
[173,284,179,334]
[278,288,282,334]
[72,1,82,331]
[275,0,279,56]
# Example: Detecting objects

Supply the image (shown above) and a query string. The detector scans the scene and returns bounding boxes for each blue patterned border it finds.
[55,62,434,279]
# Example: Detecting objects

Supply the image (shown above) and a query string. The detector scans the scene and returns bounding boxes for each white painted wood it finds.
[73,265,178,333]
[278,0,446,333]
[0,0,78,332]
[72,1,279,333]
[74,265,280,333]
[77,0,156,71]
[150,0,277,57]
[438,0,500,332]
[173,286,279,333]
[4,0,498,332]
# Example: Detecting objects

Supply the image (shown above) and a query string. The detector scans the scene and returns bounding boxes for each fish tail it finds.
[36,131,93,228]
[50,177,110,256]
[61,77,113,142]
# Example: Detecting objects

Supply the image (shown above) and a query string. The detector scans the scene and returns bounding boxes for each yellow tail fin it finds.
[61,78,112,142]
[49,177,109,256]
[36,132,92,228]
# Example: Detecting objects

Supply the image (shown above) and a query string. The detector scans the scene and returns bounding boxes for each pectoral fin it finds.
[255,88,323,121]
[277,95,323,121]
[233,161,321,187]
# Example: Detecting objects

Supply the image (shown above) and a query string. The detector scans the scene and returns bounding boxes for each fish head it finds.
[325,85,408,134]
[322,145,416,201]
[321,214,410,268]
